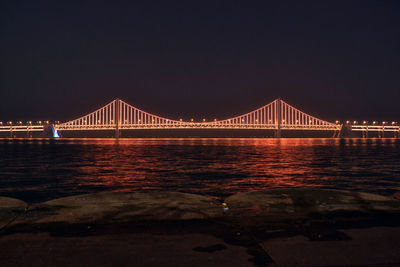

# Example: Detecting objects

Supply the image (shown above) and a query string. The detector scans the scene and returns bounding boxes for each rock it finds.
[393,192,400,200]
[356,192,399,211]
[10,191,222,225]
[225,189,400,222]
[225,190,295,219]
[0,197,27,229]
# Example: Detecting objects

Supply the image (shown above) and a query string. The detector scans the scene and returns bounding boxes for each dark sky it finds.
[1,1,400,123]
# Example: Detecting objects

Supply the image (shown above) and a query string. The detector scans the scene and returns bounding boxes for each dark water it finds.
[1,138,400,203]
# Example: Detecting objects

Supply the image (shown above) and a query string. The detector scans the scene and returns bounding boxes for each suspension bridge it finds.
[0,98,398,138]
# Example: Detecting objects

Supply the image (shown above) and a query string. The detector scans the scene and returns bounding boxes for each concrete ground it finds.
[0,232,254,267]
[262,226,400,266]
[1,189,400,266]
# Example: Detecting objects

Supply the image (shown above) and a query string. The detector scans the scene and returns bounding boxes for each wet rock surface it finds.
[1,189,400,266]
[11,191,223,225]
[224,189,400,228]
[225,189,400,218]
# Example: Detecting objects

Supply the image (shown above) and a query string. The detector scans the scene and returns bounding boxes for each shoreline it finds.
[1,137,399,140]
[2,189,400,266]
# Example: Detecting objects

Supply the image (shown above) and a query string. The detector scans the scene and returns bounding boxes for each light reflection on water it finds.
[0,138,399,203]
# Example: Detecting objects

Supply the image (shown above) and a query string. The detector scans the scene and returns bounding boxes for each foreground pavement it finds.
[1,189,400,266]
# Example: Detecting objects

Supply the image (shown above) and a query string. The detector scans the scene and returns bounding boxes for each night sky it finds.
[1,1,400,123]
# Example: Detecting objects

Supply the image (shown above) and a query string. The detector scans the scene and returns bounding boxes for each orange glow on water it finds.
[1,138,399,203]
[48,138,397,197]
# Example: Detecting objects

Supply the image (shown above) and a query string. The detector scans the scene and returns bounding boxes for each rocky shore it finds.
[1,189,400,266]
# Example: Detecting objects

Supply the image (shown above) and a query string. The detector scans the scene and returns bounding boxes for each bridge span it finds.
[0,98,398,138]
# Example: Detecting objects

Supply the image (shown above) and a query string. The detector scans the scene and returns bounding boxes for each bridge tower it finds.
[275,98,281,138]
[115,99,120,138]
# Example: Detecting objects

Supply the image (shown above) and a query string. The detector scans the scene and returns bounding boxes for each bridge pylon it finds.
[115,99,120,138]
[275,98,282,138]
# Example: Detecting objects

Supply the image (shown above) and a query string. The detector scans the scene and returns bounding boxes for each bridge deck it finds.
[352,125,400,132]
[0,126,44,132]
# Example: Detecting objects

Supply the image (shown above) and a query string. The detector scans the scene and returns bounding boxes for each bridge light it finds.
[353,121,357,124]
[363,121,367,124]
[214,119,217,122]
[373,121,377,125]
[190,118,194,122]
[335,120,340,124]
[202,118,206,122]
[37,121,42,124]
[28,121,32,125]
[392,121,397,125]
[179,119,182,122]
[382,121,386,125]
[8,121,12,125]
[346,120,350,124]
[18,121,22,125]
[0,122,2,125]
[45,121,49,124]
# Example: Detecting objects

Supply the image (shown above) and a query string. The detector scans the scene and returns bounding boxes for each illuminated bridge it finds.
[0,98,398,138]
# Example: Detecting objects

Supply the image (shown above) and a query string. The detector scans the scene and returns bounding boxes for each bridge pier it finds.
[275,128,281,138]
[26,126,32,138]
[362,129,368,138]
